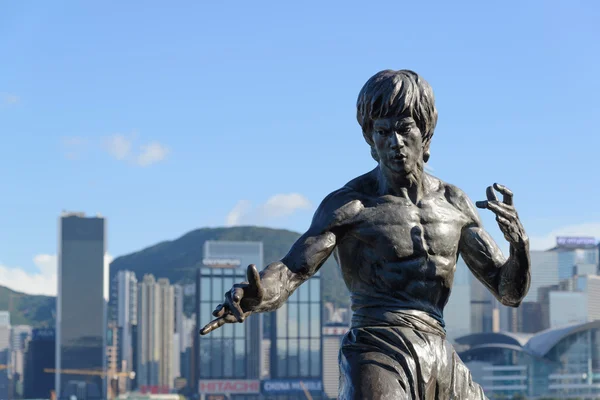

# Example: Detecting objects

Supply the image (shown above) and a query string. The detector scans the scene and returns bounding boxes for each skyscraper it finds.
[173,284,184,380]
[195,240,263,399]
[0,311,10,400]
[10,325,32,397]
[56,212,107,400]
[137,275,174,392]
[23,328,56,399]
[111,270,138,391]
[548,236,598,280]
[265,269,323,399]
[523,250,560,303]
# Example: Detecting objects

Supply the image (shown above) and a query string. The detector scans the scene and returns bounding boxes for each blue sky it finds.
[1,1,599,295]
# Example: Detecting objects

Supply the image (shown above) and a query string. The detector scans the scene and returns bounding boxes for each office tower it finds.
[0,311,10,400]
[173,284,184,379]
[575,274,600,321]
[523,250,560,303]
[111,270,137,391]
[10,325,32,397]
[547,275,600,328]
[549,291,588,327]
[179,316,195,384]
[548,236,598,280]
[470,276,494,334]
[137,275,174,392]
[195,240,263,398]
[265,271,323,399]
[444,257,471,342]
[56,212,107,400]
[537,284,559,331]
[23,328,56,399]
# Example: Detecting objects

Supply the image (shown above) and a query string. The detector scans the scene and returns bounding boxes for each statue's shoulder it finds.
[314,172,374,230]
[432,175,479,224]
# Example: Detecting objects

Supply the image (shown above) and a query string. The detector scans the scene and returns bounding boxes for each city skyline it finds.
[2,1,600,298]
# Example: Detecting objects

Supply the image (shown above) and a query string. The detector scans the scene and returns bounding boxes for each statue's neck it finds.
[377,166,426,204]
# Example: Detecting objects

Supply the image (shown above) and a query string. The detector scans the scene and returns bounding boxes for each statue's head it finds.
[356,70,438,177]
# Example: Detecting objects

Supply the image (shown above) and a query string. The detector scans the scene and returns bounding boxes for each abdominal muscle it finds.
[338,251,456,335]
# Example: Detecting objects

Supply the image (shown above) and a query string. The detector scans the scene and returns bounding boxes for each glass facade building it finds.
[56,212,107,400]
[265,271,323,400]
[195,241,263,400]
[456,320,600,398]
[23,329,56,399]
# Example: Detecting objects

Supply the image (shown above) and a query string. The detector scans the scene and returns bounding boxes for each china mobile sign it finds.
[262,379,323,394]
[199,380,260,394]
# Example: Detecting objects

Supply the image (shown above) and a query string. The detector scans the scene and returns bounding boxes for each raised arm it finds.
[458,183,531,307]
[200,187,361,335]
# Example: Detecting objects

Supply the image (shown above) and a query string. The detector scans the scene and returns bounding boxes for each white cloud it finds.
[104,134,133,160]
[225,193,312,226]
[226,200,253,226]
[1,93,19,105]
[529,222,600,250]
[0,253,113,296]
[63,132,169,167]
[136,141,169,167]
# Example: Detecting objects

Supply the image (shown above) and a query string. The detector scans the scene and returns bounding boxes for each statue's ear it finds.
[423,148,430,163]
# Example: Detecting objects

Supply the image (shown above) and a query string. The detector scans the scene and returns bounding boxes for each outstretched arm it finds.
[200,188,361,334]
[458,184,531,307]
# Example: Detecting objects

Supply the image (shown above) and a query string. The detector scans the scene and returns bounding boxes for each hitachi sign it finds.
[199,380,260,394]
[202,258,242,268]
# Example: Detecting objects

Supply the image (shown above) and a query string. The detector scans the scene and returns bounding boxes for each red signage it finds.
[199,380,260,394]
[139,385,170,394]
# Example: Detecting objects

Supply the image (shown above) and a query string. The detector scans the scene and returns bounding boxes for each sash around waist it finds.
[351,307,447,338]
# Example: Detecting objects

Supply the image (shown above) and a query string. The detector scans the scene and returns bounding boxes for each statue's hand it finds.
[476,183,528,247]
[199,264,265,335]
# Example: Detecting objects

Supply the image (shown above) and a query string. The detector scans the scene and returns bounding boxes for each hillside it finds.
[0,285,55,327]
[110,226,350,307]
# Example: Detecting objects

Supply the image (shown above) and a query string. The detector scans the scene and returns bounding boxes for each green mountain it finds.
[110,226,350,307]
[0,285,55,327]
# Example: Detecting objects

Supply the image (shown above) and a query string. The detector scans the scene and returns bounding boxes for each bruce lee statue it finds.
[200,69,531,399]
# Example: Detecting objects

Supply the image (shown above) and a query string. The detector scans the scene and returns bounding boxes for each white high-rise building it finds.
[523,250,560,303]
[0,312,10,400]
[56,212,107,399]
[112,270,137,388]
[137,275,174,390]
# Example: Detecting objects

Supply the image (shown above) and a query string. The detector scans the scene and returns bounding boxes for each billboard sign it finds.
[202,258,242,268]
[199,380,260,394]
[261,379,323,394]
[556,236,596,248]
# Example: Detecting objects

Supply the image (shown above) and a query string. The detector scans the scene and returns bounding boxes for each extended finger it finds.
[226,291,246,322]
[493,183,513,206]
[487,202,513,219]
[247,264,264,299]
[486,186,498,202]
[199,313,237,335]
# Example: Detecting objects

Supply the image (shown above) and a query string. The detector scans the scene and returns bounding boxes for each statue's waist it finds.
[351,307,446,338]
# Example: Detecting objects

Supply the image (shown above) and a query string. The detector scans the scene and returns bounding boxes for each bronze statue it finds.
[201,69,531,399]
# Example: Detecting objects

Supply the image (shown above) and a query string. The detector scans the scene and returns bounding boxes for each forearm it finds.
[252,261,305,313]
[498,239,531,307]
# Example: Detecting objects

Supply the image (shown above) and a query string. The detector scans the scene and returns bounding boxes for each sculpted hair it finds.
[356,70,438,162]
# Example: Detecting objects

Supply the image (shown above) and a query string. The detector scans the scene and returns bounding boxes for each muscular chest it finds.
[347,197,466,258]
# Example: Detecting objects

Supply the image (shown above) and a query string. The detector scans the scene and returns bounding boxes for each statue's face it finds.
[372,116,424,177]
